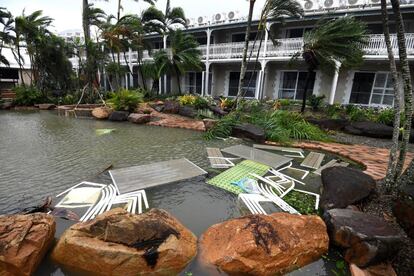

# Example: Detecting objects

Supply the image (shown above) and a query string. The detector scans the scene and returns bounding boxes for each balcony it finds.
[201,34,414,60]
[71,34,414,68]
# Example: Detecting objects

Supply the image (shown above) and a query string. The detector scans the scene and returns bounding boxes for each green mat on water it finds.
[207,160,270,195]
[96,129,115,136]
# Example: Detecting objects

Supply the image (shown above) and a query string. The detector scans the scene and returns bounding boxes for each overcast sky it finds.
[2,0,267,33]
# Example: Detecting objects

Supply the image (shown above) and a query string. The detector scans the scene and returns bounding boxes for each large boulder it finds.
[349,263,397,276]
[92,106,113,119]
[231,123,266,143]
[163,101,180,114]
[52,208,197,276]
[178,106,197,118]
[307,118,350,131]
[108,111,129,122]
[393,185,414,239]
[0,213,56,276]
[321,167,376,210]
[128,113,151,124]
[323,208,403,267]
[344,122,393,139]
[199,213,329,275]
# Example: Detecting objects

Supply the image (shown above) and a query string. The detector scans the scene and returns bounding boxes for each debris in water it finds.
[20,196,53,214]
[96,129,115,136]
[51,208,80,221]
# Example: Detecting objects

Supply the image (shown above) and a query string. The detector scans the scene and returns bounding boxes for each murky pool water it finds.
[0,111,349,276]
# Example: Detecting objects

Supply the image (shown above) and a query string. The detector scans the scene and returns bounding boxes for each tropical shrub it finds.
[308,95,326,111]
[204,113,238,140]
[13,86,44,106]
[219,97,235,110]
[278,99,291,106]
[178,94,197,106]
[376,108,395,126]
[107,89,144,112]
[250,110,329,143]
[193,96,209,109]
[197,108,217,120]
[61,94,76,105]
[326,103,343,119]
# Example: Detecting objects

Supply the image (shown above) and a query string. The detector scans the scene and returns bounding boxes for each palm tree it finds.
[154,30,201,94]
[293,17,368,113]
[0,8,14,66]
[380,0,402,188]
[235,0,303,104]
[142,0,186,34]
[390,0,413,184]
[14,10,53,87]
[235,0,256,106]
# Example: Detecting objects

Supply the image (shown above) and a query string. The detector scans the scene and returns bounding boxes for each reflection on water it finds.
[0,111,348,276]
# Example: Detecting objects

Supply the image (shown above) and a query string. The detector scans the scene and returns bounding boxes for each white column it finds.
[128,48,133,88]
[255,70,263,99]
[329,61,342,105]
[201,71,205,96]
[263,22,271,58]
[163,35,168,94]
[204,28,211,95]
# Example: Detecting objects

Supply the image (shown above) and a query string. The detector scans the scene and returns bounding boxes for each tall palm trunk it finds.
[174,65,182,95]
[236,0,255,107]
[381,0,402,190]
[301,67,314,113]
[82,0,93,92]
[390,0,413,182]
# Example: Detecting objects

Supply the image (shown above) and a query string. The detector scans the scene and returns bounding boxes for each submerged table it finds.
[109,158,207,194]
[222,144,292,169]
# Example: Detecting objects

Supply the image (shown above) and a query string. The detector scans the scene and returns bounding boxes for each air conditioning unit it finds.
[212,13,227,24]
[323,0,335,8]
[197,16,208,26]
[348,0,360,5]
[303,0,315,10]
[186,18,196,28]
[370,0,380,4]
[227,11,240,22]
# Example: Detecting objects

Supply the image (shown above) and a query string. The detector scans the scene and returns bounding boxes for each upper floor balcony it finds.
[70,33,414,68]
[198,33,414,61]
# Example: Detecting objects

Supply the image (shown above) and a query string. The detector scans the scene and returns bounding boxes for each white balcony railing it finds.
[71,34,414,68]
[204,34,414,60]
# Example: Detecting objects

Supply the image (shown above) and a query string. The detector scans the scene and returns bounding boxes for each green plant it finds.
[61,94,76,105]
[13,86,44,106]
[283,190,317,215]
[376,108,395,126]
[107,89,144,112]
[197,108,217,120]
[308,95,326,111]
[250,110,329,143]
[278,99,291,106]
[204,113,238,140]
[178,94,197,106]
[219,97,235,110]
[326,103,343,119]
[193,96,209,109]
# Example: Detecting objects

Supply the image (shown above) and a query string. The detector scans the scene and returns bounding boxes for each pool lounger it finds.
[238,193,271,215]
[255,181,300,214]
[80,184,117,221]
[301,152,325,170]
[269,168,306,186]
[253,144,305,158]
[206,147,238,169]
[55,182,106,209]
[249,173,294,198]
[277,162,309,180]
[313,159,349,175]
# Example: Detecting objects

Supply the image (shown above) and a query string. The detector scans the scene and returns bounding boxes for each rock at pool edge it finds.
[51,208,197,276]
[199,213,329,276]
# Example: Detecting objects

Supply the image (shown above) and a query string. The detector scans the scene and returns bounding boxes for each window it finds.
[186,72,203,94]
[279,71,316,100]
[349,72,394,106]
[228,71,257,98]
[285,27,313,38]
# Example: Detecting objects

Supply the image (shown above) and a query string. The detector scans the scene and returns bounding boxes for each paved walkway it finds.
[140,103,205,131]
[266,140,414,181]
